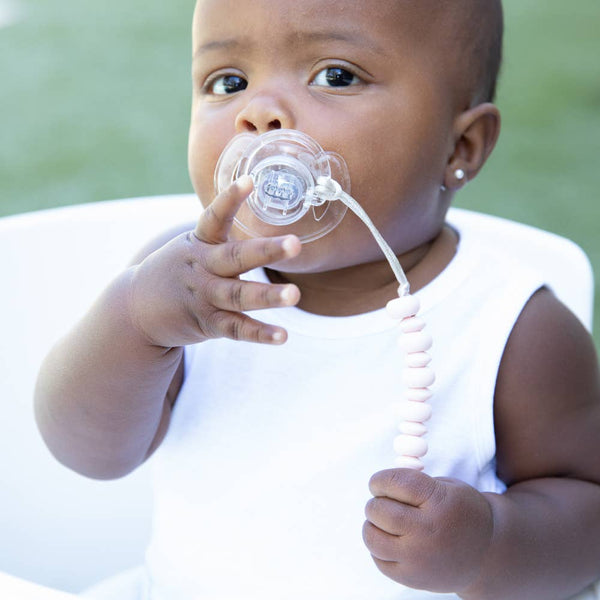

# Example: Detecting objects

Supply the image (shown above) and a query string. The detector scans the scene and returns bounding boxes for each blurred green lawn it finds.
[1,0,599,342]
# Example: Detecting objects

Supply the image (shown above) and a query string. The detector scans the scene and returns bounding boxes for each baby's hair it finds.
[417,0,504,106]
[396,0,504,106]
[467,0,504,104]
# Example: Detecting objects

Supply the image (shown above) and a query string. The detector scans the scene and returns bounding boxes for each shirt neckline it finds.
[243,217,476,339]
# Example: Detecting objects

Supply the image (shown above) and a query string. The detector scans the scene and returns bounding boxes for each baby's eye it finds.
[207,74,248,95]
[311,67,360,88]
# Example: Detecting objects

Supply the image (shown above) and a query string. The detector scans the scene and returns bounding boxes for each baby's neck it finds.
[267,225,458,316]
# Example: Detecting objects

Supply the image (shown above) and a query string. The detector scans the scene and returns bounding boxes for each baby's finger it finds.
[368,469,437,507]
[203,235,301,278]
[206,311,288,345]
[206,279,300,313]
[362,520,402,563]
[364,496,419,537]
[194,175,254,244]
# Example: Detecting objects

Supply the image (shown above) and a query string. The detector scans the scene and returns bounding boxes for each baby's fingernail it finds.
[235,175,253,191]
[282,236,298,255]
[280,285,296,304]
[271,330,285,343]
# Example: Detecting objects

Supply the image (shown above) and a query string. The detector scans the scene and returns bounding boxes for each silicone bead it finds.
[386,295,421,320]
[405,351,432,368]
[398,331,433,353]
[398,420,427,436]
[394,455,425,470]
[405,387,433,402]
[389,292,433,471]
[393,434,428,457]
[402,366,435,388]
[399,317,425,333]
[396,400,433,422]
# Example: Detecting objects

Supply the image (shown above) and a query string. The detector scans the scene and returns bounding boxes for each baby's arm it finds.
[364,288,600,599]
[34,177,300,479]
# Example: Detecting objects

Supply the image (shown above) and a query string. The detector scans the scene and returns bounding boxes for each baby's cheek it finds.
[188,140,219,207]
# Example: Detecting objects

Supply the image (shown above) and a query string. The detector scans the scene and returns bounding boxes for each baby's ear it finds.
[443,103,500,191]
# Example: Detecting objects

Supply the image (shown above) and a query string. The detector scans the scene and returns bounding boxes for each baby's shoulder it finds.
[494,288,600,486]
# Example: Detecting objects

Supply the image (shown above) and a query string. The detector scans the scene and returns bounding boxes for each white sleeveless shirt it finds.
[144,218,545,599]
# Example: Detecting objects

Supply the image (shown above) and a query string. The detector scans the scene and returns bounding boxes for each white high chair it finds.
[0,195,199,594]
[0,195,595,597]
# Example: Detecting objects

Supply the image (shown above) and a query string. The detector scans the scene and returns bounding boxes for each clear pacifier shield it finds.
[214,129,350,242]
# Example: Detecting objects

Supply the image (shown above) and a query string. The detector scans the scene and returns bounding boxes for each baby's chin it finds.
[227,222,359,275]
[270,243,363,277]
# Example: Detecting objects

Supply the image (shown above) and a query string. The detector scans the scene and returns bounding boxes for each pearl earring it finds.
[441,168,467,191]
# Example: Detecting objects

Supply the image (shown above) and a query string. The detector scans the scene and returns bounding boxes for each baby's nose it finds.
[235,93,295,134]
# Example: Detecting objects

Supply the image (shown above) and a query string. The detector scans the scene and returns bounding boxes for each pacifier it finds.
[214,129,350,243]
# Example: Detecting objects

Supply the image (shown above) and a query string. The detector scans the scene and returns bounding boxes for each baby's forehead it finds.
[193,0,494,52]
[194,0,465,48]
[192,0,501,102]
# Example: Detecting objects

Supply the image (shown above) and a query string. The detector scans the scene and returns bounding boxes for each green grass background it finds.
[1,0,599,342]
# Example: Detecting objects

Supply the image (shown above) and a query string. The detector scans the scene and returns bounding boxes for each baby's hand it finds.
[128,176,301,348]
[363,469,493,594]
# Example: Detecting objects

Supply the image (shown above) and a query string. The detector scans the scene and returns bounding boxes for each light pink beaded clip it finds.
[387,294,433,471]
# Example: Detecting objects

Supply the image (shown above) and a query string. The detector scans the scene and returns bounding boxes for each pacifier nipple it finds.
[214,129,350,243]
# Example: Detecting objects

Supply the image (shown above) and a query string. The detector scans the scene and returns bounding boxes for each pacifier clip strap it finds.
[317,177,433,471]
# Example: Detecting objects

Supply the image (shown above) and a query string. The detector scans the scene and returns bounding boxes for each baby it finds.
[35,0,600,598]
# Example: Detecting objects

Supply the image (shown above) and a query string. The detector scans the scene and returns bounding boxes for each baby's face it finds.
[189,0,462,272]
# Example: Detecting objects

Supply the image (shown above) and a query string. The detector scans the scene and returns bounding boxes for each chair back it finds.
[0,195,199,592]
[448,207,594,330]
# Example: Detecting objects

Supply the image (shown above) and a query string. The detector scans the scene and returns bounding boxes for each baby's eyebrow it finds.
[193,30,387,60]
[194,38,244,59]
[294,30,387,55]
